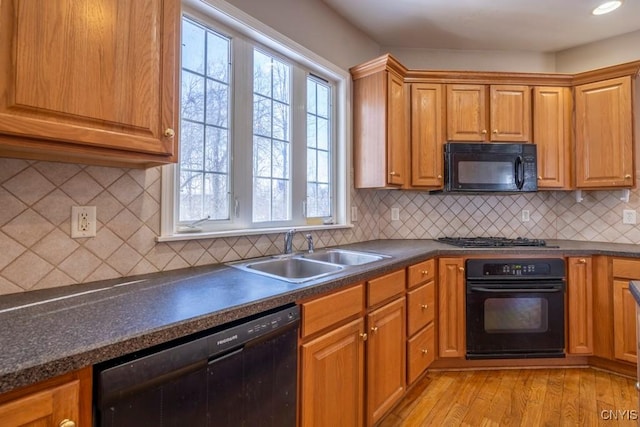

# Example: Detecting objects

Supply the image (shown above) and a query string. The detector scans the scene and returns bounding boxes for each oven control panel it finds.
[466,258,566,279]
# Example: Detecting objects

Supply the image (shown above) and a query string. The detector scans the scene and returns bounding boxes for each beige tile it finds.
[84,166,126,187]
[3,168,55,205]
[106,244,143,276]
[32,189,77,227]
[1,251,54,290]
[0,232,26,270]
[33,162,82,186]
[60,171,104,205]
[0,188,27,227]
[58,247,102,282]
[31,269,76,291]
[1,209,55,248]
[107,209,144,241]
[107,174,143,205]
[31,229,80,265]
[0,276,25,296]
[85,227,124,260]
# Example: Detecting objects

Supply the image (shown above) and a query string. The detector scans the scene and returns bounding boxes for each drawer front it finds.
[301,283,364,338]
[407,323,435,384]
[368,269,406,307]
[407,281,435,336]
[612,258,640,280]
[407,259,435,288]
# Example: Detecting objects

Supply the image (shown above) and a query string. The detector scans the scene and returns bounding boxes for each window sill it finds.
[156,223,354,242]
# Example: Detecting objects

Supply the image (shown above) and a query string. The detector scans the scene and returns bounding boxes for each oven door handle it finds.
[469,286,562,293]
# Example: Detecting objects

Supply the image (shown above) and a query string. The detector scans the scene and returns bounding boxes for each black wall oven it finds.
[465,258,566,359]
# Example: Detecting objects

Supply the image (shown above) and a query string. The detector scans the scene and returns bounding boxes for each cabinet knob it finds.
[492,129,498,134]
[389,171,399,177]
[437,175,442,179]
[421,349,428,355]
[538,176,542,180]
[458,267,464,272]
[421,270,429,275]
[371,326,379,333]
[59,420,76,427]
[359,332,368,341]
[481,129,487,134]
[625,174,632,179]
[636,381,640,391]
[420,304,428,310]
[164,128,175,138]
[578,258,587,264]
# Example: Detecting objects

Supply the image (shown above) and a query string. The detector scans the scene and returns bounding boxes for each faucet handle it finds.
[305,233,314,253]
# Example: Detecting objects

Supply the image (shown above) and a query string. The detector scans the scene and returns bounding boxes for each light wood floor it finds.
[379,368,639,426]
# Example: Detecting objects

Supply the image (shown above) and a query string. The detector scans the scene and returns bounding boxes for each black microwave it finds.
[444,143,537,193]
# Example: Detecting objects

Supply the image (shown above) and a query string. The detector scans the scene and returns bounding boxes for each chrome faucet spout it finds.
[284,229,295,254]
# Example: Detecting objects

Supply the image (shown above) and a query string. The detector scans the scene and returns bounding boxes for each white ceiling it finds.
[321,0,640,52]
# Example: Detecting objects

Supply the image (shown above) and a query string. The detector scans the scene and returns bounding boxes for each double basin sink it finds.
[229,249,391,283]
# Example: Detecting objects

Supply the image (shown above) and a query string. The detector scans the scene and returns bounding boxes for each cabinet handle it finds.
[538,176,542,180]
[421,349,428,355]
[389,171,399,177]
[481,129,487,134]
[421,270,429,275]
[359,332,368,341]
[437,175,442,180]
[420,304,428,310]
[371,326,379,333]
[492,129,498,134]
[164,128,175,138]
[625,174,632,179]
[59,420,76,427]
[458,267,464,272]
[578,258,587,264]
[636,382,640,391]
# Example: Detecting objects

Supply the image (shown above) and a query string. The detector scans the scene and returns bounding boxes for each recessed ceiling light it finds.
[592,1,623,15]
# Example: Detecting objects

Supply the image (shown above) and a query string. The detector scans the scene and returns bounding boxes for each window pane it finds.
[179,17,231,223]
[306,77,332,218]
[253,49,291,223]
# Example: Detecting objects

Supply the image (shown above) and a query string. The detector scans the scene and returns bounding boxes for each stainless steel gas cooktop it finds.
[438,237,557,248]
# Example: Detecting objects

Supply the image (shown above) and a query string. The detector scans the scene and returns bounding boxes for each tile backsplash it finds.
[1,157,639,295]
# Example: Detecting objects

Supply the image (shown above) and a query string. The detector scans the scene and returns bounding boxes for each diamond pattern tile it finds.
[2,156,640,296]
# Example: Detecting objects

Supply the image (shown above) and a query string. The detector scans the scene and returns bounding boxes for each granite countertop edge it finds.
[1,238,640,394]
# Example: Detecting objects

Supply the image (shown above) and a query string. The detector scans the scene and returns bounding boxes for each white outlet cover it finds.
[521,210,530,222]
[623,209,637,225]
[71,206,97,238]
[391,207,400,221]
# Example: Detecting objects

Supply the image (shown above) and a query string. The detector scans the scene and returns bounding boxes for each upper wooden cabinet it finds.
[0,0,179,168]
[574,76,634,188]
[410,83,444,188]
[351,55,408,188]
[533,87,572,189]
[446,84,531,142]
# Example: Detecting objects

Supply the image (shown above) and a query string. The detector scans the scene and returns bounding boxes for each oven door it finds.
[465,281,565,359]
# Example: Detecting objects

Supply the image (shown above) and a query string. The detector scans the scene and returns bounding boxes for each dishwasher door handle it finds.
[208,347,243,364]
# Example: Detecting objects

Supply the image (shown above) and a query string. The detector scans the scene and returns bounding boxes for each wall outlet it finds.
[71,206,97,238]
[521,210,530,222]
[623,209,637,225]
[391,207,400,221]
[351,206,358,222]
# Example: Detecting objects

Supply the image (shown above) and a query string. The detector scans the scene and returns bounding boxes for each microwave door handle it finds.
[515,156,524,189]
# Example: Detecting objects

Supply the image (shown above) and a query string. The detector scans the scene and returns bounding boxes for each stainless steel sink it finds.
[231,257,344,283]
[300,249,388,265]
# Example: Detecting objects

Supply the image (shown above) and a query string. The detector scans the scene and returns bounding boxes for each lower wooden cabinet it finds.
[613,279,638,363]
[567,257,593,354]
[300,318,366,427]
[438,257,465,358]
[0,367,91,427]
[407,322,435,384]
[367,297,406,426]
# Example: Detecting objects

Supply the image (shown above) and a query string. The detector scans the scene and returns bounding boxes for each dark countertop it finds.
[1,238,640,394]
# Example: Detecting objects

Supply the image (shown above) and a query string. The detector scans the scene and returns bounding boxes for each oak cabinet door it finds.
[411,83,444,188]
[438,257,465,358]
[613,279,638,363]
[567,257,593,354]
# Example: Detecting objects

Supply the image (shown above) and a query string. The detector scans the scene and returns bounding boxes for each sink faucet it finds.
[305,233,314,253]
[284,229,295,254]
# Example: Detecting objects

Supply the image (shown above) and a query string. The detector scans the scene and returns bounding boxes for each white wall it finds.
[556,30,640,73]
[386,47,557,72]
[223,0,380,70]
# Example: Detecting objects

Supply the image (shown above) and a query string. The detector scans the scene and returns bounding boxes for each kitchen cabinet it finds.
[438,257,465,358]
[567,257,593,354]
[574,76,633,188]
[533,87,572,189]
[446,84,531,142]
[0,0,179,168]
[406,259,436,384]
[366,297,406,426]
[351,55,408,188]
[299,284,366,427]
[410,83,444,188]
[0,367,91,427]
[611,258,639,364]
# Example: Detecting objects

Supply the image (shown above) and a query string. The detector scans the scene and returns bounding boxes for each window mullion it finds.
[291,66,307,222]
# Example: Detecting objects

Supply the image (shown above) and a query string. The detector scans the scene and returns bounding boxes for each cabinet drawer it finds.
[407,259,435,288]
[368,269,406,307]
[407,323,435,384]
[407,281,435,336]
[301,284,364,338]
[612,258,640,279]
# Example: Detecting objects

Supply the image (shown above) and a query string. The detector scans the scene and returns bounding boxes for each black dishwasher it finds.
[94,304,300,427]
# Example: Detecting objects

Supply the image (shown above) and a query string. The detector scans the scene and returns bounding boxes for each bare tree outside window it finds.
[307,77,332,218]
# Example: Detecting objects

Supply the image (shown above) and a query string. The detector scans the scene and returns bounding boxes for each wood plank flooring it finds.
[379,368,639,426]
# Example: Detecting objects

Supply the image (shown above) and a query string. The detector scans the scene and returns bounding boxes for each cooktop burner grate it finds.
[438,237,555,248]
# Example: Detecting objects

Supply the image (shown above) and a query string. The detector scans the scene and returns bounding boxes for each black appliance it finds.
[444,142,537,193]
[438,236,558,248]
[465,258,565,359]
[94,304,300,427]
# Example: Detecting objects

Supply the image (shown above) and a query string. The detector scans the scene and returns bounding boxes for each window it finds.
[160,3,349,240]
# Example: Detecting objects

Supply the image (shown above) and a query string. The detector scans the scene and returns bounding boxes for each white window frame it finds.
[158,0,352,241]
